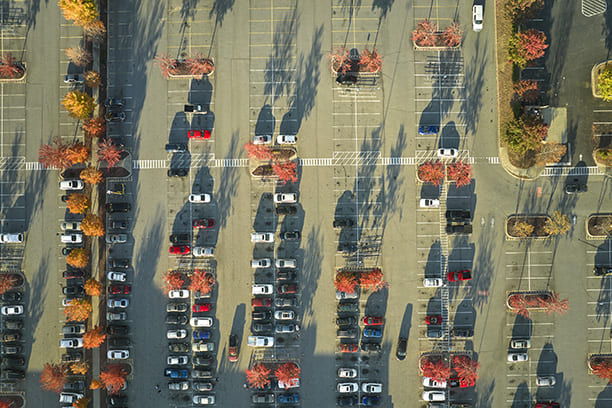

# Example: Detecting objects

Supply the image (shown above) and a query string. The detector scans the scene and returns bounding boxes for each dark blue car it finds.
[418,125,439,135]
[164,368,188,379]
[278,393,299,403]
[193,330,211,340]
[362,396,381,406]
[364,328,383,338]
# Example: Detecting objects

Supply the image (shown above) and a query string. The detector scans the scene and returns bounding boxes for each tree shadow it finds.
[336,0,363,47]
[264,7,298,103]
[180,0,200,23]
[424,240,442,279]
[22,252,48,369]
[460,34,487,138]
[510,381,532,408]
[377,125,407,235]
[215,131,241,230]
[440,121,461,150]
[510,313,533,342]
[446,240,475,303]
[301,225,323,319]
[453,297,476,333]
[595,383,612,407]
[255,105,275,136]
[210,0,235,26]
[191,165,218,248]
[475,379,495,408]
[400,303,412,340]
[470,219,496,309]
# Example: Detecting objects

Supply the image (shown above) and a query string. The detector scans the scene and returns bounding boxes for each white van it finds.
[0,233,23,243]
[473,5,483,32]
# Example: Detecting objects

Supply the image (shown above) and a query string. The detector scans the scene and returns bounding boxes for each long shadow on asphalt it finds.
[594,239,612,323]
[377,125,408,235]
[510,313,533,340]
[209,0,235,27]
[188,78,215,135]
[215,131,241,230]
[460,31,487,138]
[400,303,412,340]
[510,381,532,408]
[264,7,298,104]
[446,239,475,304]
[475,378,495,408]
[255,105,275,136]
[469,218,496,310]
[596,383,612,408]
[23,253,48,371]
[424,240,442,279]
[535,343,561,403]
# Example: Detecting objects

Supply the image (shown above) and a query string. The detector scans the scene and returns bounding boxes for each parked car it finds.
[192,342,215,352]
[169,234,189,244]
[247,336,274,347]
[228,334,239,362]
[110,220,129,230]
[109,258,130,268]
[426,315,443,325]
[107,350,129,359]
[363,316,384,326]
[61,221,82,231]
[253,135,272,144]
[423,278,443,287]
[62,324,85,335]
[333,218,355,228]
[275,297,297,308]
[418,125,440,135]
[59,180,84,190]
[1,333,21,342]
[510,339,531,349]
[252,311,272,321]
[0,292,22,302]
[451,327,474,338]
[164,368,189,379]
[167,330,187,339]
[252,298,272,308]
[437,148,458,158]
[274,310,295,320]
[3,320,22,330]
[168,343,190,352]
[59,392,84,404]
[447,222,471,234]
[593,266,612,276]
[192,330,212,340]
[62,270,84,280]
[63,286,84,296]
[107,271,127,282]
[192,382,214,391]
[108,285,131,295]
[193,356,214,367]
[1,345,22,355]
[276,323,299,333]
[274,193,297,203]
[193,219,214,229]
[420,198,440,208]
[445,209,471,221]
[167,168,188,177]
[423,377,447,388]
[361,342,381,352]
[337,316,357,326]
[472,4,483,31]
[251,259,271,268]
[338,396,359,406]
[565,183,587,194]
[168,290,189,299]
[0,233,23,243]
[396,337,407,360]
[169,245,190,255]
[190,317,213,327]
[278,284,298,294]
[362,383,382,393]
[107,298,129,308]
[192,370,213,379]
[427,328,443,338]
[1,306,23,316]
[338,343,358,353]
[337,302,359,313]
[447,270,472,281]
[362,396,381,406]
[106,202,131,213]
[60,338,83,348]
[193,303,212,312]
[63,74,84,84]
[253,323,273,333]
[536,376,556,386]
[106,312,127,321]
[338,368,357,378]
[165,315,188,325]
[337,328,357,338]
[61,233,83,244]
[63,380,85,391]
[193,247,214,257]
[107,325,129,335]
[280,231,301,241]
[275,205,297,215]
[336,290,359,300]
[277,134,297,144]
[534,403,560,408]
[188,129,211,139]
[168,381,189,391]
[252,284,273,295]
[275,258,297,268]
[363,328,382,338]
[167,355,189,365]
[105,111,126,121]
[423,391,446,401]
[188,193,211,203]
[252,393,275,403]
[507,353,528,362]
[276,271,297,281]
[251,232,274,243]
[165,143,187,153]
[278,393,299,403]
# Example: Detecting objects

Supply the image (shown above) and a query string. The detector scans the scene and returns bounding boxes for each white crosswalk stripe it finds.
[582,0,607,16]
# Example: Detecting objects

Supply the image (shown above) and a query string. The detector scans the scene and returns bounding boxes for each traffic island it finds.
[506,291,569,318]
[588,354,612,382]
[505,215,551,240]
[587,214,612,239]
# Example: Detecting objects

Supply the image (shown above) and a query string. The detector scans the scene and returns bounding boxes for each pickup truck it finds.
[184,104,207,114]
[445,210,471,221]
[446,224,472,234]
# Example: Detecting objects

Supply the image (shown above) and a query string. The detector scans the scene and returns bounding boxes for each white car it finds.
[274,193,297,203]
[275,323,299,333]
[253,135,272,144]
[508,353,528,362]
[337,368,357,378]
[106,311,127,321]
[1,305,23,316]
[510,339,531,349]
[192,342,215,352]
[193,395,215,405]
[0,233,23,243]
[190,317,213,327]
[252,284,273,295]
[423,391,446,401]
[168,381,189,391]
[189,193,211,203]
[472,5,483,32]
[106,234,127,244]
[169,290,190,299]
[108,271,127,282]
[107,350,129,359]
[362,383,383,393]
[167,329,187,339]
[423,278,443,287]
[107,298,129,308]
[274,310,295,320]
[61,233,83,244]
[167,355,189,365]
[247,336,274,347]
[60,392,84,404]
[422,377,447,389]
[277,134,297,144]
[337,383,358,393]
[251,259,271,268]
[275,259,297,268]
[59,180,84,190]
[420,198,440,208]
[60,221,82,231]
[60,338,83,348]
[536,376,556,386]
[251,232,274,243]
[437,148,458,158]
[193,247,215,257]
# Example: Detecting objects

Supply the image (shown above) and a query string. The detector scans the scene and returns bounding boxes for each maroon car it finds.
[192,219,214,229]
[62,270,84,279]
[277,284,298,294]
[108,285,131,295]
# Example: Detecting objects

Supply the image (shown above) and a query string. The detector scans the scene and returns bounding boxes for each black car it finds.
[192,369,213,379]
[361,342,381,352]
[107,396,127,406]
[107,325,129,335]
[109,337,130,347]
[280,231,300,241]
[252,311,272,321]
[109,258,130,268]
[61,352,82,362]
[3,357,25,366]
[168,342,190,353]
[3,320,22,330]
[2,369,24,380]
[445,210,471,221]
[193,356,214,367]
[169,234,190,244]
[446,223,472,234]
[337,243,358,254]
[61,247,75,256]
[1,292,22,302]
[337,302,359,313]
[110,220,129,230]
[396,337,407,360]
[64,380,85,391]
[252,323,274,333]
[165,315,188,325]
[168,168,188,177]
[338,396,359,406]
[565,183,587,194]
[276,271,297,281]
[274,297,297,308]
[336,73,358,85]
[333,219,355,228]
[275,205,297,216]
[336,316,357,326]
[451,327,474,338]
[594,266,612,276]
[105,111,126,122]
[105,98,124,108]
[63,286,84,296]
[165,143,188,153]
[1,333,21,342]
[106,203,131,213]
[427,328,443,338]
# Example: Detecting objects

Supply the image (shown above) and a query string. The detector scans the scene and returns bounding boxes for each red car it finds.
[169,245,190,255]
[338,343,358,353]
[363,316,384,326]
[447,270,472,281]
[426,315,443,325]
[193,303,212,312]
[252,298,272,307]
[534,404,559,408]
[277,284,298,294]
[188,130,211,139]
[108,285,131,295]
[228,334,239,362]
[192,219,214,229]
[62,270,84,279]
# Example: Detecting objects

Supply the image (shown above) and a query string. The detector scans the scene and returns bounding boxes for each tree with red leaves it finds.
[541,292,569,315]
[189,270,216,295]
[99,364,127,395]
[508,294,531,318]
[272,161,297,185]
[418,161,445,186]
[0,53,24,79]
[359,48,382,73]
[360,268,388,292]
[275,362,300,383]
[163,271,184,295]
[328,46,352,74]
[0,274,17,295]
[452,355,480,387]
[334,270,359,294]
[508,29,548,69]
[82,116,106,138]
[98,138,123,168]
[513,80,540,104]
[38,139,71,169]
[447,161,472,187]
[154,54,178,78]
[244,142,273,160]
[185,54,214,78]
[421,358,450,382]
[40,362,69,393]
[592,358,612,383]
[0,400,12,408]
[83,326,106,349]
[412,19,438,47]
[504,0,544,24]
[442,22,463,47]
[245,363,271,389]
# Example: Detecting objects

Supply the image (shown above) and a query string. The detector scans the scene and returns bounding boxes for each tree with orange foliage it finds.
[84,70,101,88]
[541,292,569,316]
[80,166,103,185]
[39,362,69,393]
[274,362,300,383]
[359,268,388,292]
[58,0,98,26]
[38,138,71,169]
[421,358,450,382]
[63,299,92,322]
[84,19,106,42]
[82,116,106,138]
[83,326,106,349]
[272,161,298,185]
[245,363,271,389]
[328,46,352,74]
[65,47,92,67]
[73,397,89,408]
[98,138,123,168]
[452,355,480,387]
[513,79,540,104]
[163,271,184,294]
[84,278,102,297]
[188,270,215,295]
[66,142,90,164]
[244,142,273,160]
[446,161,472,187]
[418,161,445,186]
[66,193,90,214]
[81,213,104,237]
[71,361,89,375]
[334,270,358,294]
[412,19,438,47]
[508,294,531,318]
[0,274,17,294]
[66,248,89,269]
[62,90,96,120]
[359,48,382,73]
[99,364,127,395]
[90,379,103,389]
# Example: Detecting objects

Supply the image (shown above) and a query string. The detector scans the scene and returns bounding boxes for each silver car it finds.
[106,234,128,244]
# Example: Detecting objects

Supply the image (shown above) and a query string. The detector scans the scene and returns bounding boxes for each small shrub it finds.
[598,66,612,102]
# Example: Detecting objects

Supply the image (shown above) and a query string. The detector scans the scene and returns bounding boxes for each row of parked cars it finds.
[168,193,215,256]
[0,288,25,381]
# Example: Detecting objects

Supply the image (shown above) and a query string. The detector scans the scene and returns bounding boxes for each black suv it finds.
[107,325,129,335]
[170,234,190,244]
[110,220,129,230]
[106,203,131,213]
[336,316,356,326]
[165,143,188,153]
[252,311,272,321]
[360,342,381,352]
[565,183,587,194]
[253,323,273,333]
[109,258,130,268]
[446,210,471,222]
[451,327,474,338]
[275,205,297,216]
[168,168,188,177]
[61,352,82,363]
[594,266,612,276]
[1,292,22,302]
[109,337,130,347]
[333,219,355,228]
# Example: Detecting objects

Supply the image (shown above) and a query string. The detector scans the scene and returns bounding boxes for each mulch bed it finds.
[252,165,274,176]
[507,215,550,237]
[588,215,612,237]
